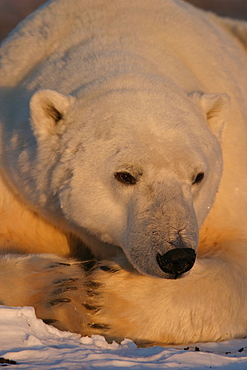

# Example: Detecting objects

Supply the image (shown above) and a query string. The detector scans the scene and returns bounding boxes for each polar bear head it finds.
[27,85,228,278]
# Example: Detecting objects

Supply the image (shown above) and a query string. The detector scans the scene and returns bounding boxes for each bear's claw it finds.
[5,255,125,339]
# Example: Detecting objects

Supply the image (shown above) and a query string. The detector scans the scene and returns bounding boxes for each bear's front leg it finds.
[83,256,247,345]
[0,253,97,334]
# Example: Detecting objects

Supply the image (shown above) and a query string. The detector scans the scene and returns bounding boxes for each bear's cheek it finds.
[58,171,128,244]
[192,174,222,227]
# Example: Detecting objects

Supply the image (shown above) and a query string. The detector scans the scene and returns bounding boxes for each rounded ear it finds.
[30,89,76,138]
[190,92,230,139]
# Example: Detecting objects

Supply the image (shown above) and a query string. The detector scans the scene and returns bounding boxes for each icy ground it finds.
[0,306,247,369]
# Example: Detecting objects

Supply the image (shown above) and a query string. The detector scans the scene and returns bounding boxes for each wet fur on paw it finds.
[0,254,97,334]
[28,257,124,337]
[36,258,124,338]
[1,254,153,344]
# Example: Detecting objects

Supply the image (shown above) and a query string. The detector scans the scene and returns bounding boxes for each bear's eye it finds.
[114,171,137,185]
[192,172,204,185]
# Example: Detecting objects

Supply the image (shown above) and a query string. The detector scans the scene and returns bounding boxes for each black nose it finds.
[156,248,196,277]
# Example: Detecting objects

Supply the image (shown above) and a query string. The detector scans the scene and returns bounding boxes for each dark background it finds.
[0,0,247,42]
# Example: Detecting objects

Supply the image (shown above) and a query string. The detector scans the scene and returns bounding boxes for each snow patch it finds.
[1,306,247,369]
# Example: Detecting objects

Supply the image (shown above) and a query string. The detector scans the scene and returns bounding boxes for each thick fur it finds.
[0,0,247,345]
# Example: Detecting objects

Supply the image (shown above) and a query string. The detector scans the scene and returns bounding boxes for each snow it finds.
[0,306,247,369]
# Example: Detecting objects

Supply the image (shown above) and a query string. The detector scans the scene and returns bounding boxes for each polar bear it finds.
[0,0,247,345]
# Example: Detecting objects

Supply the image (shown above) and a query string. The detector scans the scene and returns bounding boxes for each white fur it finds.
[0,0,247,344]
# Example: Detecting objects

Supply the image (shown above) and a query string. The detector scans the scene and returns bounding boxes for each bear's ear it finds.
[30,89,76,138]
[190,92,230,139]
